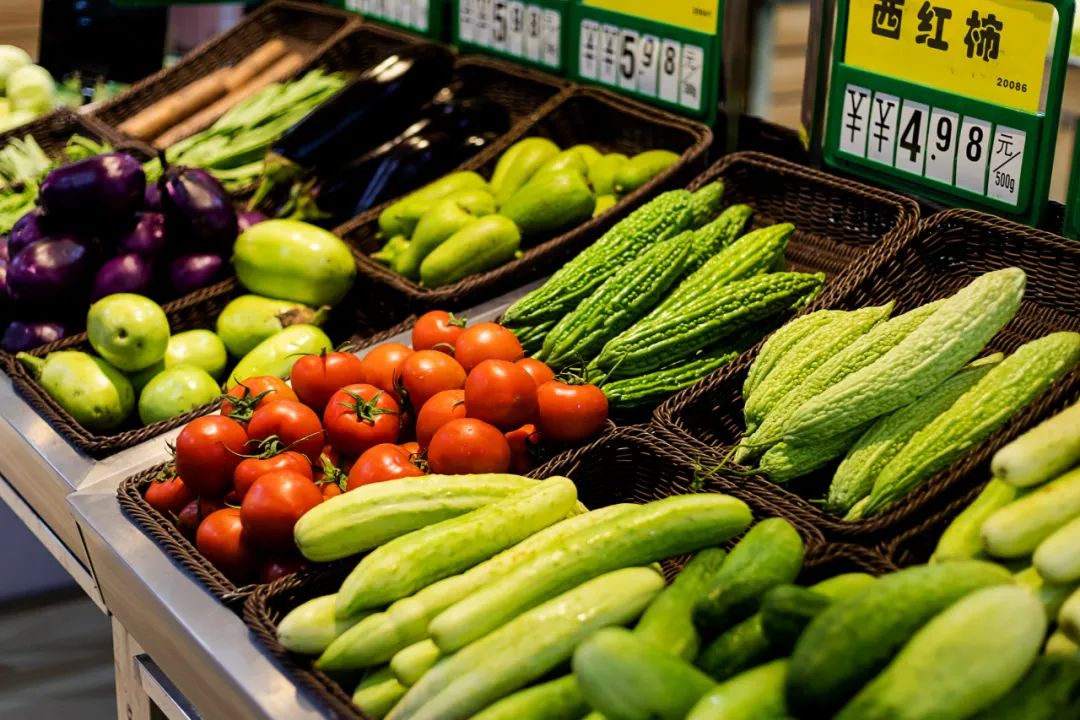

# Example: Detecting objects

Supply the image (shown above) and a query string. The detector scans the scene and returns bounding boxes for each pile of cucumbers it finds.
[933,400,1080,658]
[500,180,825,410]
[372,137,680,288]
[731,267,1080,520]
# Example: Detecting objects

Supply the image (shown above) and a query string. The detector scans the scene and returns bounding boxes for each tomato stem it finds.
[221,387,273,424]
[337,389,398,425]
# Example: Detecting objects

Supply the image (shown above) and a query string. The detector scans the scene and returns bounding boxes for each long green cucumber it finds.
[336,477,578,615]
[391,640,442,687]
[318,504,635,670]
[573,627,716,720]
[276,595,371,655]
[390,567,664,720]
[354,667,408,720]
[932,480,1021,562]
[1036,515,1080,584]
[743,310,844,402]
[429,494,752,653]
[1045,629,1080,656]
[686,660,789,720]
[992,401,1080,488]
[294,474,536,561]
[470,676,589,720]
[1061,587,1080,643]
[1013,565,1078,619]
[834,586,1045,720]
[972,654,1080,720]
[694,518,805,631]
[982,466,1080,558]
[634,547,727,660]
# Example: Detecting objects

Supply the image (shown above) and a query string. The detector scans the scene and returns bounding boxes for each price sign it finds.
[823,0,1071,224]
[569,1,721,123]
[345,0,444,37]
[454,0,569,72]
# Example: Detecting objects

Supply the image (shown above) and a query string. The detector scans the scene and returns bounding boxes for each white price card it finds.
[955,117,992,195]
[618,29,640,91]
[987,126,1025,206]
[475,0,492,47]
[924,108,959,185]
[837,84,871,158]
[491,0,509,50]
[541,9,560,67]
[658,38,681,104]
[636,34,660,97]
[459,0,476,42]
[579,19,600,79]
[866,92,900,166]
[678,44,705,111]
[894,100,930,177]
[508,2,525,56]
[599,24,620,86]
[526,5,544,62]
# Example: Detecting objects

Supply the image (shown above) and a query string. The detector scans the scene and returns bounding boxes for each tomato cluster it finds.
[143,311,608,584]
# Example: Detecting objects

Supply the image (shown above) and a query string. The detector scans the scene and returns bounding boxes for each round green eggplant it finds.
[18,351,134,431]
[216,294,327,359]
[233,220,356,307]
[226,324,332,388]
[138,365,220,425]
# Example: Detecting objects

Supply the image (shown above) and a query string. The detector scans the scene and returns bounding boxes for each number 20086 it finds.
[996,77,1028,93]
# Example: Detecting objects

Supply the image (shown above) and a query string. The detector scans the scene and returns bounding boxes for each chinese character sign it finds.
[845,0,1053,112]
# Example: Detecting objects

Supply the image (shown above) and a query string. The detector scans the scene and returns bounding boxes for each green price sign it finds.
[453,0,570,73]
[343,0,446,37]
[569,1,721,124]
[823,0,1072,225]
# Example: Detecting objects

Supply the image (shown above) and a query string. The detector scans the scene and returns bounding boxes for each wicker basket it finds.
[656,208,1080,544]
[334,86,713,324]
[90,0,356,136]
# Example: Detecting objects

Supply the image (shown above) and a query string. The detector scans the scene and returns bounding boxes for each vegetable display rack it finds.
[655,208,1080,543]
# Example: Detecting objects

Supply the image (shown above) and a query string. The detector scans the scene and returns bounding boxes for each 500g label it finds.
[996,77,1029,93]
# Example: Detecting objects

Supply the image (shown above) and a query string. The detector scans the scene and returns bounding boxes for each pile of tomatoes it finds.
[142,311,608,584]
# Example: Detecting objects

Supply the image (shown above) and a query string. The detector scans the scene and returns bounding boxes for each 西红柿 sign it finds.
[823,0,1071,224]
[344,0,444,38]
[454,0,569,73]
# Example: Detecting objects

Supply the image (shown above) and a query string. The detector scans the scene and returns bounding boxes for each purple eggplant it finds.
[40,153,146,232]
[161,167,237,253]
[9,208,48,258]
[0,236,8,262]
[91,253,155,301]
[7,237,95,304]
[116,212,167,258]
[237,210,267,233]
[0,258,9,317]
[167,253,226,297]
[1,320,67,352]
[144,181,161,210]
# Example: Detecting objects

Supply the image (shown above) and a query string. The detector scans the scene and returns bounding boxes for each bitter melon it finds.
[600,347,742,410]
[755,424,869,483]
[742,310,844,401]
[687,181,726,228]
[685,203,753,271]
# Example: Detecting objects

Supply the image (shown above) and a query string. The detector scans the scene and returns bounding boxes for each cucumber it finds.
[634,547,728,660]
[1046,630,1080,656]
[685,660,789,720]
[992,400,1080,488]
[470,676,589,720]
[971,654,1080,720]
[275,595,370,655]
[758,585,831,650]
[1062,587,1080,643]
[694,518,805,631]
[1013,565,1077,619]
[786,560,1012,716]
[294,474,536,562]
[317,504,635,671]
[932,480,1020,562]
[572,627,717,720]
[390,567,664,720]
[391,639,442,687]
[429,494,751,653]
[981,466,1080,559]
[354,667,408,720]
[337,477,578,615]
[834,585,1046,720]
[1035,515,1080,583]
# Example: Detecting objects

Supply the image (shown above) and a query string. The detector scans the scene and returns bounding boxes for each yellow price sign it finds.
[845,0,1054,112]
[583,0,721,35]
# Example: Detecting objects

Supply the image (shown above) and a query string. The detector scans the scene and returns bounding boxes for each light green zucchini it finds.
[276,595,371,655]
[470,676,588,720]
[1035,515,1080,584]
[932,479,1021,562]
[982,466,1080,558]
[391,639,442,687]
[1013,565,1078,619]
[685,660,789,720]
[992,400,1080,488]
[354,667,408,720]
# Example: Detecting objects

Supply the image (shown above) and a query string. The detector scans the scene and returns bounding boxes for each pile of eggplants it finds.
[0,151,263,352]
[251,44,510,227]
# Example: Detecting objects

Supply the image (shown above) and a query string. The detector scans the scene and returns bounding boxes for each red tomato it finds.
[505,424,541,473]
[321,482,344,499]
[362,343,413,396]
[428,418,511,474]
[196,508,258,583]
[233,451,312,500]
[144,476,195,516]
[221,376,298,424]
[176,499,201,539]
[175,416,250,497]
[290,350,367,414]
[247,400,325,464]
[515,358,555,388]
[536,381,609,443]
[464,360,538,431]
[259,556,309,584]
[347,443,424,490]
[394,350,466,412]
[453,322,524,372]
[323,383,401,456]
[415,389,467,448]
[240,470,323,552]
[412,311,468,352]
[399,441,421,455]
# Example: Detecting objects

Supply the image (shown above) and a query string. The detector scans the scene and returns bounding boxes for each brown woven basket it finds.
[656,208,1080,544]
[333,86,713,322]
[90,0,356,136]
